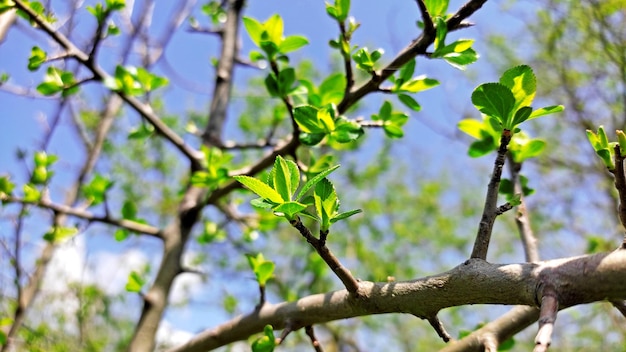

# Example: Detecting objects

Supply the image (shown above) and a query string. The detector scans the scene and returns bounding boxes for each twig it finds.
[507,157,540,262]
[612,145,626,248]
[534,284,558,352]
[305,325,325,352]
[11,0,202,167]
[495,202,514,215]
[471,132,512,259]
[289,216,360,294]
[415,0,435,33]
[425,314,451,342]
[2,196,161,237]
[336,0,488,114]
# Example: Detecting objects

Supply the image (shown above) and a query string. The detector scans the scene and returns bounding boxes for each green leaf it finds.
[251,325,276,352]
[332,118,364,143]
[114,229,129,241]
[499,65,536,111]
[294,105,325,133]
[457,119,485,140]
[398,59,416,83]
[0,175,15,198]
[441,47,478,70]
[617,130,626,156]
[468,137,496,157]
[278,35,308,53]
[128,123,154,140]
[105,0,125,11]
[82,174,114,205]
[43,226,78,243]
[319,73,346,105]
[471,83,515,127]
[299,132,325,146]
[197,221,226,244]
[125,271,145,293]
[234,175,284,203]
[511,106,532,126]
[314,178,338,230]
[514,139,546,162]
[528,105,564,119]
[135,67,168,92]
[23,184,40,202]
[434,16,447,50]
[383,123,405,138]
[398,94,421,111]
[264,14,284,45]
[243,17,264,46]
[424,0,449,16]
[28,46,46,71]
[331,208,362,223]
[121,199,137,220]
[273,201,307,219]
[296,164,340,201]
[272,156,294,201]
[398,76,439,93]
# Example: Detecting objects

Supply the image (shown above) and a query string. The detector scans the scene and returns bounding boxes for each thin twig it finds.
[289,216,360,294]
[534,284,558,352]
[612,145,626,248]
[425,314,451,342]
[1,196,162,237]
[415,0,434,33]
[471,132,512,259]
[507,157,540,262]
[305,325,325,352]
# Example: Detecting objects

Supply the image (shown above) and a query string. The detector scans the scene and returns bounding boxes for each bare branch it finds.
[425,314,451,342]
[305,325,325,352]
[534,285,558,352]
[1,196,161,237]
[508,157,540,262]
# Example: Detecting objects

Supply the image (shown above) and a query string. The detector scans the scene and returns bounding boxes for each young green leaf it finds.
[273,201,307,219]
[0,175,15,198]
[617,130,626,156]
[296,164,340,201]
[23,184,41,202]
[233,175,284,203]
[330,208,362,223]
[82,174,114,205]
[398,94,421,111]
[471,83,515,127]
[43,226,78,243]
[397,76,439,93]
[125,271,145,293]
[251,325,276,352]
[28,46,46,71]
[314,178,339,230]
[424,0,449,17]
[527,105,564,119]
[499,65,536,111]
[242,17,264,46]
[278,35,308,53]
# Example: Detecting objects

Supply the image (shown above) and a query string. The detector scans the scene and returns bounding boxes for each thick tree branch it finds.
[202,0,244,147]
[169,250,626,352]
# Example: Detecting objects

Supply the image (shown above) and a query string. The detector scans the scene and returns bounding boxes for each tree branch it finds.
[289,217,360,294]
[11,0,202,167]
[168,250,626,352]
[471,132,512,259]
[336,0,488,114]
